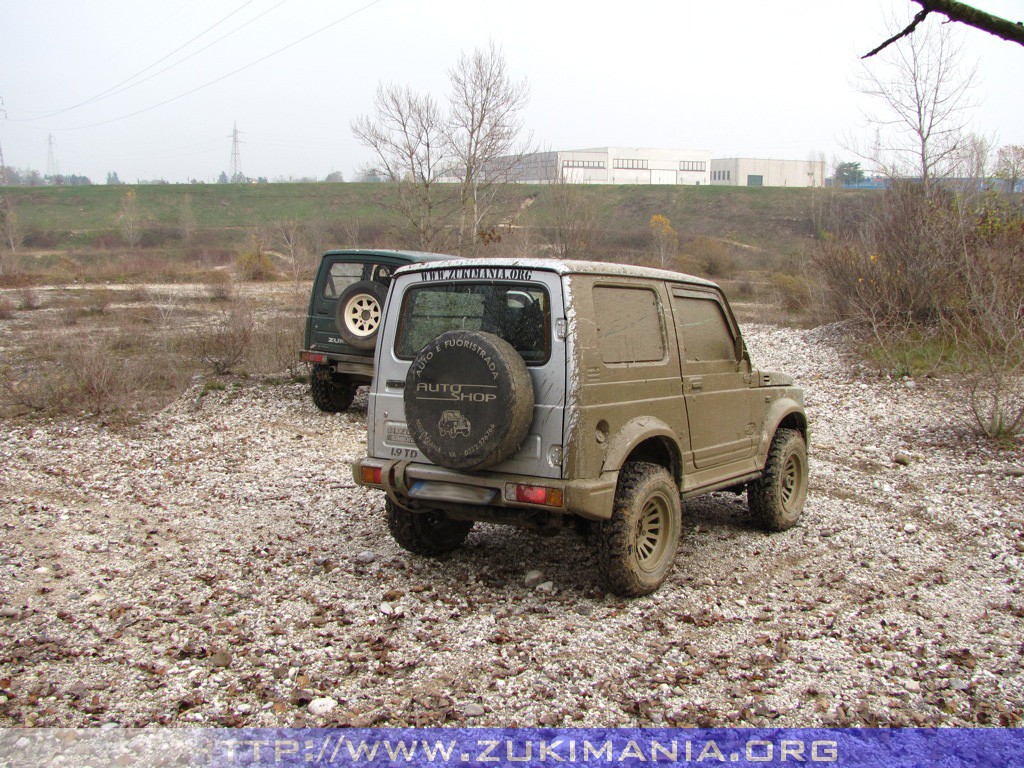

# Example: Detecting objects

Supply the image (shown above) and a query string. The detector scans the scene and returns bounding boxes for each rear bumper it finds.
[353,458,618,521]
[300,350,374,381]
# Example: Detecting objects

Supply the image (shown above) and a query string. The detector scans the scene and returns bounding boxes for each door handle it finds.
[689,377,703,391]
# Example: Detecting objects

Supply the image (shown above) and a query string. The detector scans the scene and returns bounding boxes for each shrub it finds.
[205,270,236,302]
[16,287,43,311]
[772,273,811,315]
[687,237,733,278]
[813,183,1024,441]
[186,304,255,375]
[0,296,14,319]
[235,248,277,281]
[248,312,304,377]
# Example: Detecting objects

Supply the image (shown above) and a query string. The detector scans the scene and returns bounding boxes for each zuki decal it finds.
[419,267,534,282]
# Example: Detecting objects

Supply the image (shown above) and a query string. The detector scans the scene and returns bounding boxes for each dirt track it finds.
[1,324,1022,728]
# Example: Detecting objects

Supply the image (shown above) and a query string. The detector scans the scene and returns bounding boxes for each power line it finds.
[55,0,384,131]
[4,1,199,102]
[17,0,262,121]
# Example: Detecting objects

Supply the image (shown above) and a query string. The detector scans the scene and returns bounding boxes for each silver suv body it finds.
[354,258,808,595]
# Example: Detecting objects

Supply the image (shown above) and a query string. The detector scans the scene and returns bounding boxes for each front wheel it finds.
[385,499,474,556]
[596,462,681,596]
[748,428,808,531]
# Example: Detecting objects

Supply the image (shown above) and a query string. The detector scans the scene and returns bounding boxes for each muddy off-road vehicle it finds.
[300,250,449,412]
[353,258,808,595]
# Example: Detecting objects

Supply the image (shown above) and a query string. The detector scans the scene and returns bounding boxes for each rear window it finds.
[322,261,395,299]
[395,283,550,364]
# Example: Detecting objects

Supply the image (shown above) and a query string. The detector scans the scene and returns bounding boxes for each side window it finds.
[676,296,736,362]
[593,286,665,364]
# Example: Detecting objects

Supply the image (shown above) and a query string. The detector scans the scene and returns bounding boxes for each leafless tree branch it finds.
[865,1,1024,57]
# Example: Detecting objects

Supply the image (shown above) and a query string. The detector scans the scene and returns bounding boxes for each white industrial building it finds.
[499,147,712,186]
[709,157,825,188]
[497,148,825,188]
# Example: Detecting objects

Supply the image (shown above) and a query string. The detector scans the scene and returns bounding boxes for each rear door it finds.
[308,258,398,355]
[370,265,567,479]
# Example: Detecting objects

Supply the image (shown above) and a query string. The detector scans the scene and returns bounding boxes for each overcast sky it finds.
[1,0,1022,183]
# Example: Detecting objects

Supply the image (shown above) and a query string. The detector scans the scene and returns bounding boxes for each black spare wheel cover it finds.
[405,330,535,471]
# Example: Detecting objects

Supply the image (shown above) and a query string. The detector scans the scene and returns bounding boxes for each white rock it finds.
[524,569,545,587]
[308,697,338,716]
[465,703,485,717]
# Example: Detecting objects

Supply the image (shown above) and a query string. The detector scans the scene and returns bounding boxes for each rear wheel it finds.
[748,428,808,531]
[310,365,355,413]
[385,499,474,556]
[596,462,681,596]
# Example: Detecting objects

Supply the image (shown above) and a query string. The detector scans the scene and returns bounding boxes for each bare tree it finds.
[117,189,142,247]
[276,219,316,291]
[352,84,458,251]
[179,193,196,245]
[547,171,602,260]
[995,144,1024,192]
[447,41,531,255]
[955,132,996,187]
[865,1,1024,57]
[352,44,530,255]
[1,194,21,262]
[857,17,978,187]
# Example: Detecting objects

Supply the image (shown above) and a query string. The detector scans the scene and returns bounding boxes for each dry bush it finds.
[1,336,190,420]
[51,255,83,282]
[81,288,113,315]
[772,273,812,315]
[60,302,84,326]
[0,295,14,319]
[185,304,255,375]
[205,271,236,302]
[125,285,152,303]
[813,183,1024,440]
[17,287,43,311]
[235,247,277,282]
[687,237,733,278]
[248,314,305,378]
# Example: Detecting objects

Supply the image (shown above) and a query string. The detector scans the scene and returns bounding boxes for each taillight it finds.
[360,466,382,485]
[512,484,563,507]
[300,351,326,364]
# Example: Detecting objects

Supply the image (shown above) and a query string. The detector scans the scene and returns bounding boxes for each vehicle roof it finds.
[395,257,720,288]
[321,249,454,263]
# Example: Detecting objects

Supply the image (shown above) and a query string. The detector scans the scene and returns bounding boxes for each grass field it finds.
[1,182,874,256]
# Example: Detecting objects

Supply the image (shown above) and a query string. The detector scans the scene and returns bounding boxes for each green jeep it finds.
[300,249,450,412]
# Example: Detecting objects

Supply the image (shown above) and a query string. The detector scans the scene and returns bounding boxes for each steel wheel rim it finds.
[634,493,671,573]
[780,452,804,511]
[345,295,381,336]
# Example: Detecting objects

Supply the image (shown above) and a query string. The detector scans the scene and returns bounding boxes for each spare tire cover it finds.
[404,330,535,471]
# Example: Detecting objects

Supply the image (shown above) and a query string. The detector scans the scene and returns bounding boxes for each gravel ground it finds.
[1,324,1022,729]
